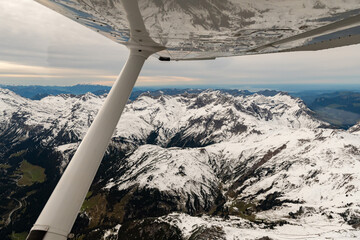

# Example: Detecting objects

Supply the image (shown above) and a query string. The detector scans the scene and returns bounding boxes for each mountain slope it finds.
[0,88,359,239]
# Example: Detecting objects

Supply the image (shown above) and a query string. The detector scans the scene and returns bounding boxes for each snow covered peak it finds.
[349,121,360,134]
[1,88,359,239]
[0,88,325,147]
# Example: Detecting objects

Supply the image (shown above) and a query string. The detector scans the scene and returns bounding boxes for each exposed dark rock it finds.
[117,218,183,240]
[340,209,360,229]
[256,237,273,240]
[123,188,182,221]
[189,225,226,240]
[146,130,159,145]
[257,192,303,212]
[229,144,287,194]
[167,131,214,148]
[232,122,247,134]
[289,206,304,219]
[258,192,283,211]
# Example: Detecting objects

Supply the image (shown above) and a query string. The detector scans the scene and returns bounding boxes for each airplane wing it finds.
[35,0,360,61]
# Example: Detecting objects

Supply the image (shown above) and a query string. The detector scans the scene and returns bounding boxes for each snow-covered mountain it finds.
[0,88,359,240]
[0,88,323,146]
[349,121,360,134]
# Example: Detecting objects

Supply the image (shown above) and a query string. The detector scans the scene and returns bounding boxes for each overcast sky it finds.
[0,0,360,87]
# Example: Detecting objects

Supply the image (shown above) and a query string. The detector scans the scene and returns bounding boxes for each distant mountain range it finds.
[1,84,359,128]
[0,84,281,100]
[0,84,112,100]
[0,88,359,239]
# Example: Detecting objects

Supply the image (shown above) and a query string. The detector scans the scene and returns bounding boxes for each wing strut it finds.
[27,47,155,240]
[26,0,164,238]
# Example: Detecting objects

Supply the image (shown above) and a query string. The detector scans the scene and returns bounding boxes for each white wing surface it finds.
[35,0,360,60]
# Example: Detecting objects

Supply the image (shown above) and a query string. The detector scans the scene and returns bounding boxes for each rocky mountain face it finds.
[0,88,359,240]
[349,122,360,134]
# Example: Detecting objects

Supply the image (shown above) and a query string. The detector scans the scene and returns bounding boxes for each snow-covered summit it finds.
[0,88,324,147]
[349,121,360,134]
[1,88,359,239]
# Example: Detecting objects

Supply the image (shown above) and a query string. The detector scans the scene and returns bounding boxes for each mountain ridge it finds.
[0,88,359,239]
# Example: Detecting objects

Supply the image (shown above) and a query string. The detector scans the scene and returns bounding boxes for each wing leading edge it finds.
[34,0,360,60]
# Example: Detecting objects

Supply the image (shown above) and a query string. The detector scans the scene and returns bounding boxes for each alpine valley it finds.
[0,87,359,240]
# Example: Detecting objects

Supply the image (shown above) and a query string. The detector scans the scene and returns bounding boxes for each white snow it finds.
[1,88,360,239]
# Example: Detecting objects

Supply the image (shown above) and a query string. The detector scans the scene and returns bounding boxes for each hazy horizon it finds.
[2,83,360,93]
